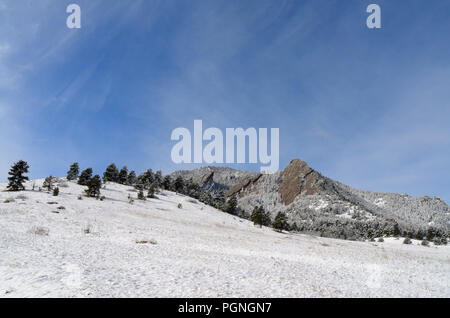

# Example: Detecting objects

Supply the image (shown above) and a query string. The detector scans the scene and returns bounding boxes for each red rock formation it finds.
[278,159,322,205]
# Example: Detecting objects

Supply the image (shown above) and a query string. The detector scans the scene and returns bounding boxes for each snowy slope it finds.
[0,179,449,297]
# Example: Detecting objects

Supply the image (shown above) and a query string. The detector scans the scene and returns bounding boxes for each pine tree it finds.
[143,169,154,187]
[43,176,55,192]
[154,170,163,187]
[251,206,271,228]
[118,166,128,185]
[85,175,101,198]
[251,206,263,228]
[7,160,29,191]
[135,173,147,191]
[66,162,80,181]
[78,168,93,186]
[213,191,226,211]
[137,189,146,200]
[103,163,119,183]
[162,175,172,190]
[174,176,185,193]
[226,195,238,215]
[127,170,137,186]
[53,187,59,196]
[147,182,158,199]
[273,211,288,232]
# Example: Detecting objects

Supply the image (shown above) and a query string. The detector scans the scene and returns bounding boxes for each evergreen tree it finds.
[273,211,288,232]
[66,162,80,181]
[137,189,146,200]
[154,170,163,187]
[147,182,158,199]
[103,163,119,183]
[251,206,271,228]
[127,170,137,185]
[85,175,101,198]
[7,160,29,191]
[213,191,226,211]
[78,168,93,186]
[118,166,128,185]
[135,173,147,191]
[174,176,185,193]
[162,175,172,190]
[53,187,59,196]
[186,178,201,199]
[43,176,55,192]
[251,206,262,227]
[143,169,155,187]
[226,195,238,215]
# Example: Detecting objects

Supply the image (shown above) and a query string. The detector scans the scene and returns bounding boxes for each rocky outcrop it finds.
[225,174,263,198]
[277,159,324,205]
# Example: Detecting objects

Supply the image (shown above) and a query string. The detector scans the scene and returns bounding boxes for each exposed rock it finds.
[277,159,323,205]
[226,174,262,198]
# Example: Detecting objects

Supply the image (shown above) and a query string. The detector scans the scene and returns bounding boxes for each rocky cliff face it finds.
[171,159,450,239]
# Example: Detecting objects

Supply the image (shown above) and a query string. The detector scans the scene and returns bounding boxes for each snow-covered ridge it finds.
[1,178,449,297]
[172,160,450,240]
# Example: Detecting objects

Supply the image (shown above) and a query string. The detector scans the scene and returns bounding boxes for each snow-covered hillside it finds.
[0,179,449,297]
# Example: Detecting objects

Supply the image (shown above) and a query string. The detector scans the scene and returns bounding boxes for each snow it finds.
[308,199,328,211]
[1,179,449,297]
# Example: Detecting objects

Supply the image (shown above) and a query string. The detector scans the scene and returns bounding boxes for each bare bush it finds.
[28,226,49,236]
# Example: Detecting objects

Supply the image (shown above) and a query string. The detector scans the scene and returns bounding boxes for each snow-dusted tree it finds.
[127,170,137,186]
[53,187,59,196]
[67,162,80,181]
[154,170,163,187]
[118,166,128,185]
[213,191,226,211]
[162,175,172,190]
[273,211,288,232]
[7,160,29,191]
[78,168,93,186]
[143,169,155,187]
[43,176,55,192]
[137,189,146,200]
[103,163,119,183]
[135,174,147,191]
[186,178,201,199]
[251,206,271,228]
[147,182,158,199]
[85,175,101,198]
[174,176,184,193]
[226,195,238,215]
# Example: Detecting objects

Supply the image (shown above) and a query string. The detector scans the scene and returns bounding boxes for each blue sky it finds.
[0,0,449,202]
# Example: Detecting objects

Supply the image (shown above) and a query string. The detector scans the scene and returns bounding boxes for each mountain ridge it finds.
[171,158,449,240]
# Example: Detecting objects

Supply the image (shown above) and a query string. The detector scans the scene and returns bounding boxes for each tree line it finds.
[4,160,447,242]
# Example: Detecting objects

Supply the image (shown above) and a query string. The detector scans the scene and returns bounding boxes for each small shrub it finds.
[53,187,59,196]
[99,196,106,201]
[421,240,429,247]
[137,190,146,200]
[3,198,15,203]
[83,224,92,234]
[57,206,65,210]
[433,238,442,246]
[77,195,83,200]
[369,237,375,242]
[28,226,49,236]
[377,238,384,242]
[403,237,412,245]
[177,203,182,209]
[47,201,58,205]
[136,239,157,245]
